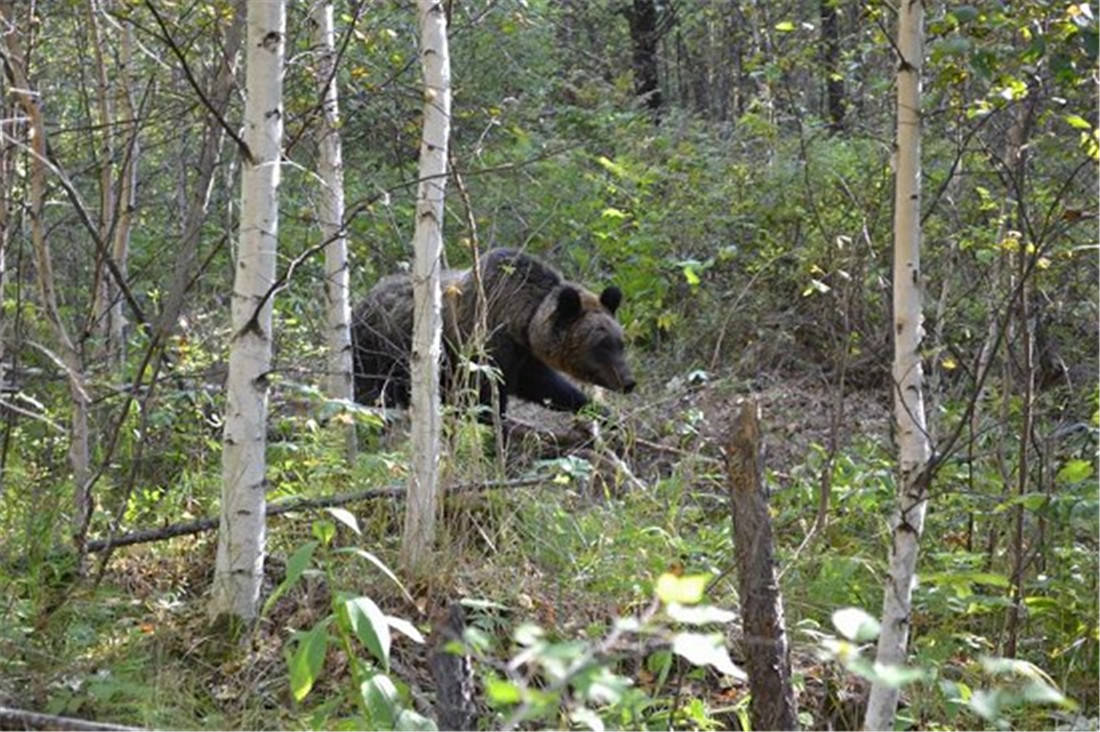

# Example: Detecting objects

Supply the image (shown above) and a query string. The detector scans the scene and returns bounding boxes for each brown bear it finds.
[351,248,635,417]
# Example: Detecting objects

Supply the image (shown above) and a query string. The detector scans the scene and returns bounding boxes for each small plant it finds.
[267,509,435,730]
[471,572,744,730]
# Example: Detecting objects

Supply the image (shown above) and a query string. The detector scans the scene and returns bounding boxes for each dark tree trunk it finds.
[429,603,478,730]
[726,400,798,731]
[626,0,662,116]
[820,0,845,132]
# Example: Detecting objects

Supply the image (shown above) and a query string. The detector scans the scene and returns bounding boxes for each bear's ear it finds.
[599,286,622,315]
[554,286,583,325]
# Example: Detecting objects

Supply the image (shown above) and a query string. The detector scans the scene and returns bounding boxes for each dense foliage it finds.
[0,0,1095,729]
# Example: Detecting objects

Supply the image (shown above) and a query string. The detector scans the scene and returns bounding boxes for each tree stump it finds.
[726,399,798,730]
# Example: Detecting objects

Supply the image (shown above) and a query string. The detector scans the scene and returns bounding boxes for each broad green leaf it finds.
[774,20,795,32]
[1056,459,1093,484]
[486,678,522,705]
[832,607,880,642]
[395,708,438,731]
[345,597,391,669]
[312,519,336,545]
[386,615,425,644]
[325,507,361,535]
[289,623,329,702]
[671,632,746,679]
[360,673,398,728]
[601,207,628,220]
[1064,114,1092,130]
[655,573,708,605]
[262,541,318,618]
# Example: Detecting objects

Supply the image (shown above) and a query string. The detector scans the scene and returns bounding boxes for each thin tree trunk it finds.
[1004,250,1034,658]
[864,1,930,728]
[401,0,451,575]
[311,0,356,463]
[820,0,844,132]
[1,2,93,555]
[109,18,139,370]
[156,6,246,341]
[210,0,285,624]
[86,0,117,361]
[726,400,798,730]
[625,0,662,116]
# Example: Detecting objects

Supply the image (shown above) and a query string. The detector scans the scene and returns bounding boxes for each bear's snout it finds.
[622,378,636,394]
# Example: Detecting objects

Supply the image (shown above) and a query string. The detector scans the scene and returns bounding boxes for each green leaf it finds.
[601,207,629,220]
[386,615,425,644]
[312,519,336,545]
[394,708,438,731]
[832,607,880,642]
[486,678,522,705]
[325,507,361,535]
[344,597,392,669]
[1056,458,1094,484]
[774,20,795,32]
[262,541,318,618]
[289,622,329,702]
[336,547,414,604]
[655,573,709,605]
[360,673,398,728]
[595,155,629,179]
[671,632,746,679]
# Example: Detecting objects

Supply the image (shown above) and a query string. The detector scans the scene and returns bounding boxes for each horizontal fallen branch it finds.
[0,705,141,731]
[85,476,547,554]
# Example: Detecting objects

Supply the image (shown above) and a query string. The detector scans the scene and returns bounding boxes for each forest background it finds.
[0,0,1096,730]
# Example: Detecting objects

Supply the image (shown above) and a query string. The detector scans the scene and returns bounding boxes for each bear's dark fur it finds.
[351,248,635,416]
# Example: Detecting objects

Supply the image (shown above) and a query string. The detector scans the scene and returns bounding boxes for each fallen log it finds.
[85,476,547,554]
[0,706,141,731]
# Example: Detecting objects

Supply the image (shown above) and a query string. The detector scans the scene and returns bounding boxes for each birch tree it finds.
[310,0,356,463]
[0,3,93,552]
[400,0,451,574]
[210,0,285,624]
[864,1,931,728]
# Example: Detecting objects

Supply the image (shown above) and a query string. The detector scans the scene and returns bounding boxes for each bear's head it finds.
[530,284,636,394]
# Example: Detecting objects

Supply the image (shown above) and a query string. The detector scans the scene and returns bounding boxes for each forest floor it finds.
[10,371,1090,730]
[34,373,891,729]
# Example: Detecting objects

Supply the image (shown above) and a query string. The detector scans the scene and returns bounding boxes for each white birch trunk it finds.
[864,1,931,728]
[311,0,356,462]
[400,0,451,574]
[210,0,285,623]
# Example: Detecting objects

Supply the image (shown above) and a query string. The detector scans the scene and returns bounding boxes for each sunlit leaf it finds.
[832,607,880,642]
[655,573,709,605]
[289,622,328,702]
[671,632,746,679]
[325,507,361,535]
[666,603,737,625]
[1056,459,1093,484]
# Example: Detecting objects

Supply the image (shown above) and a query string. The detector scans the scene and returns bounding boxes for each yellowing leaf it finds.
[656,573,708,605]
